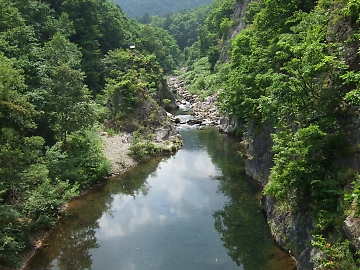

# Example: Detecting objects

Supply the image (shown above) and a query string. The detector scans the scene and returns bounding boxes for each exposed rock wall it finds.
[231,0,255,38]
[341,107,360,254]
[243,119,314,268]
[243,120,274,186]
[221,0,254,61]
[261,196,313,257]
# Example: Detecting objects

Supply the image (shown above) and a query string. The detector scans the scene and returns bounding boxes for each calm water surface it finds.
[26,127,296,270]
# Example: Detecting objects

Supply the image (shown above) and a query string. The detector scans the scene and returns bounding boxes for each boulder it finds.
[343,212,360,250]
[187,119,202,125]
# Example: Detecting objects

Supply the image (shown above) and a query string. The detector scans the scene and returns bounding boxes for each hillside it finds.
[114,0,212,18]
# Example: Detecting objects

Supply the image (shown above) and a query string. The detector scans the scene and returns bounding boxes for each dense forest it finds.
[0,0,182,267]
[114,0,212,18]
[2,0,360,268]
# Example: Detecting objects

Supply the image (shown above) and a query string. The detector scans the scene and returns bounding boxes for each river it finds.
[26,126,296,270]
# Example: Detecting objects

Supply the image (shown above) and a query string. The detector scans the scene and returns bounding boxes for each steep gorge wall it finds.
[242,120,314,266]
[226,1,315,264]
[227,2,360,269]
[223,1,344,269]
[221,0,254,61]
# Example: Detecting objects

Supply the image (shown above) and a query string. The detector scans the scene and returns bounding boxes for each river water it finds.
[26,127,296,270]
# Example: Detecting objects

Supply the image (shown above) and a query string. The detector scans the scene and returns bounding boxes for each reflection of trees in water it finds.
[195,128,295,270]
[27,220,100,269]
[56,225,99,270]
[213,169,274,270]
[27,154,165,269]
[214,199,296,270]
[213,200,273,270]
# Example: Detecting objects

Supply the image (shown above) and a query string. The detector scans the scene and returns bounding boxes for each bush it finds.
[129,131,159,161]
[312,234,357,269]
[265,124,345,231]
[24,178,79,229]
[0,205,29,268]
[46,131,111,188]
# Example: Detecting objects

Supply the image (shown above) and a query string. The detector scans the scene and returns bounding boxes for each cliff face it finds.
[231,0,255,38]
[225,0,315,263]
[229,2,360,269]
[243,120,314,266]
[221,0,254,61]
[243,120,273,186]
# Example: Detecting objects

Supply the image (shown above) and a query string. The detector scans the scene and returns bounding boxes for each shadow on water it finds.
[26,127,296,270]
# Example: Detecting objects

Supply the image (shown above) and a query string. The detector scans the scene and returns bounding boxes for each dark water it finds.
[26,127,296,270]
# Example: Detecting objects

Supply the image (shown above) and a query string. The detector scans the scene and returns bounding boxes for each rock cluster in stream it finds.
[167,75,236,132]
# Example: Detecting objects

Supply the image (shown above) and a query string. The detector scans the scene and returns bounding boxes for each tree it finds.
[41,33,97,145]
[0,54,36,132]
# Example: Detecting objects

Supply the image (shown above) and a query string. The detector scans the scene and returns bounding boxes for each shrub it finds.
[129,131,159,161]
[0,204,29,268]
[24,178,79,229]
[312,234,357,269]
[46,131,111,188]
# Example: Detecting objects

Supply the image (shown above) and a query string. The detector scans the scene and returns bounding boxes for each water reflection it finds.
[195,128,296,270]
[26,127,295,270]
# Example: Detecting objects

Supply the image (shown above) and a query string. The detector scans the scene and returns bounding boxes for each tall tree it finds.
[41,32,97,145]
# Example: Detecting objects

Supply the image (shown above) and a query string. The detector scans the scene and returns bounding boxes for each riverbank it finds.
[101,131,183,176]
[11,75,224,270]
[9,129,181,270]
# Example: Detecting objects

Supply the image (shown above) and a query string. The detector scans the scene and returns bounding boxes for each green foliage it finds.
[0,0,176,267]
[0,204,29,268]
[341,0,360,23]
[0,53,37,132]
[215,0,360,237]
[129,131,159,161]
[265,125,344,212]
[0,130,45,203]
[45,63,97,143]
[345,174,360,217]
[24,178,79,229]
[132,21,182,73]
[183,57,229,98]
[103,49,170,131]
[311,235,357,269]
[114,0,212,18]
[46,131,111,188]
[150,6,210,50]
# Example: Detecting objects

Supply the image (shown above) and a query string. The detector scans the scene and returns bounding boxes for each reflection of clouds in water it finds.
[151,150,221,218]
[96,149,221,240]
[97,195,155,239]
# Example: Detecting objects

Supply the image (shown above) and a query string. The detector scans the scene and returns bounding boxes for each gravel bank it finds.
[101,132,138,175]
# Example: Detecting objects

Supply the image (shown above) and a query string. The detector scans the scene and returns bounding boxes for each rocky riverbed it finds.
[167,75,236,133]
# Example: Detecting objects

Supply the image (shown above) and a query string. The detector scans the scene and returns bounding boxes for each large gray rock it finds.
[243,120,274,185]
[343,212,360,250]
[261,196,313,258]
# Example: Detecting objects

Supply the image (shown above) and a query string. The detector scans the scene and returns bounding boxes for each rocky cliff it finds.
[228,2,360,269]
[221,1,317,269]
[242,119,315,268]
